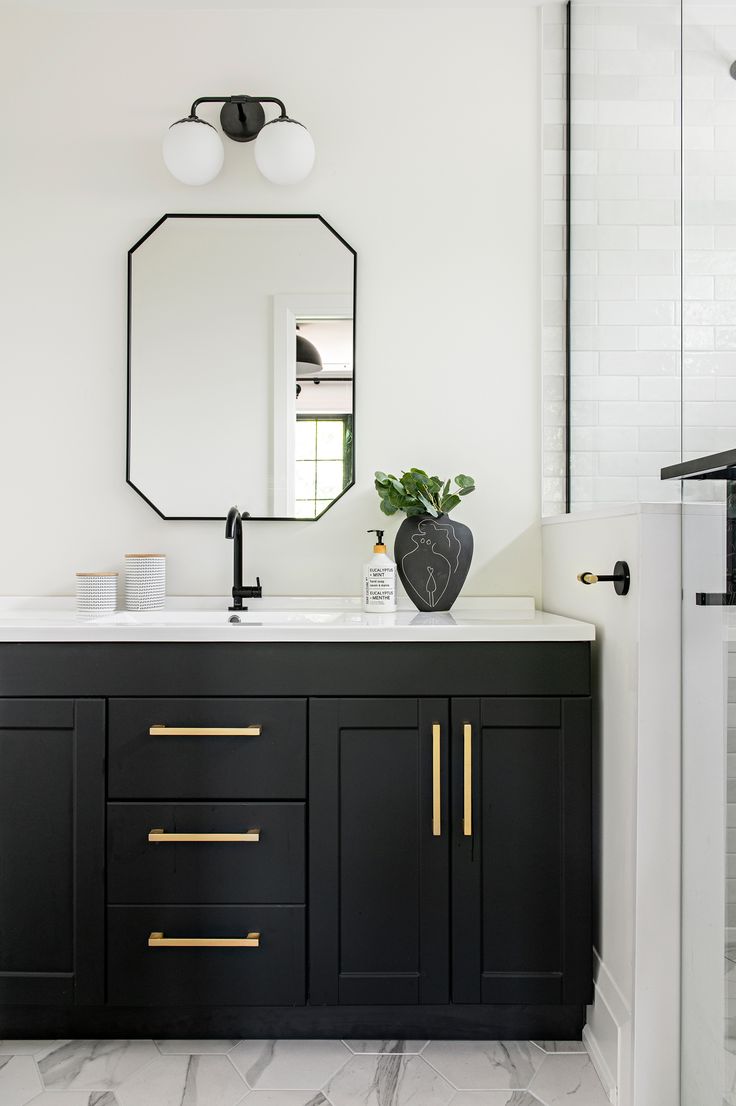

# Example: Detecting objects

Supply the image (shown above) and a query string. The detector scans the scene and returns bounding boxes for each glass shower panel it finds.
[683,5,736,468]
[681,6,736,1104]
[566,1,682,513]
[558,3,736,1101]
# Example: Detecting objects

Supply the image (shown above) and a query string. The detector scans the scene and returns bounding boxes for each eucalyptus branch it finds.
[374,469,476,519]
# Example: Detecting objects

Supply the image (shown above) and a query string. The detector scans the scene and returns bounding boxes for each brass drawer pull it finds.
[463,722,472,837]
[148,931,260,948]
[432,723,441,837]
[149,725,262,737]
[148,829,260,843]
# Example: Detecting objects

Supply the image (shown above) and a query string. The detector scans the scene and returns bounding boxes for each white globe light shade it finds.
[162,119,224,186]
[254,119,315,185]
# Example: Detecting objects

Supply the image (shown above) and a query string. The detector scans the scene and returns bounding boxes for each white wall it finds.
[679,501,730,1106]
[542,505,681,1106]
[0,5,541,598]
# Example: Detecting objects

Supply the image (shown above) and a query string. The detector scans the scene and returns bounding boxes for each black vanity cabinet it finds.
[0,699,105,1006]
[450,697,592,1006]
[309,695,592,1012]
[0,640,592,1039]
[105,698,307,1009]
[310,698,451,1006]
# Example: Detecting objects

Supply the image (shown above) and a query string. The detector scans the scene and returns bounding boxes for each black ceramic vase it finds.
[394,513,473,612]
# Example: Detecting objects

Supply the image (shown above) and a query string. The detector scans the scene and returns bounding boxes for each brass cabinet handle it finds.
[463,722,472,837]
[432,723,441,837]
[148,829,260,843]
[149,725,262,737]
[148,931,260,948]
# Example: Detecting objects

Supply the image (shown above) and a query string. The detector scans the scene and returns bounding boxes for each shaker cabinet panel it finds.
[0,698,105,1005]
[108,904,305,1006]
[309,698,450,1005]
[451,697,592,1006]
[108,801,305,904]
[108,698,306,799]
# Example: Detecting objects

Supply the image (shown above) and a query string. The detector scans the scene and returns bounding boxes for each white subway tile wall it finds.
[542,2,569,515]
[541,2,736,514]
[683,2,736,504]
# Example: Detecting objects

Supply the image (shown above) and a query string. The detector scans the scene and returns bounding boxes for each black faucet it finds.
[225,506,262,611]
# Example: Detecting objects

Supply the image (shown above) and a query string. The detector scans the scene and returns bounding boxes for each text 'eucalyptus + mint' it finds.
[363,530,397,612]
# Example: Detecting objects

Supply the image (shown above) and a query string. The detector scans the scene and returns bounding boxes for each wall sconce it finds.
[163,93,315,187]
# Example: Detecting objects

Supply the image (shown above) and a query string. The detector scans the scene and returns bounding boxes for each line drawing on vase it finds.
[400,517,463,609]
[426,566,437,608]
[428,518,463,573]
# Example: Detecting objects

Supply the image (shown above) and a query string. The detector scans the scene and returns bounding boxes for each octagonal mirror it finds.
[127,214,356,520]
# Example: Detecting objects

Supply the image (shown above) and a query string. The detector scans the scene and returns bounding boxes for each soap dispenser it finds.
[363,530,397,612]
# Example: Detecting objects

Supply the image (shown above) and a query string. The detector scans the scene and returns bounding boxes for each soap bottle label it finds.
[364,565,397,611]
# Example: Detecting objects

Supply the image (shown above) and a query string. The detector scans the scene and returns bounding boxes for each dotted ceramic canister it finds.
[124,554,166,611]
[75,573,118,619]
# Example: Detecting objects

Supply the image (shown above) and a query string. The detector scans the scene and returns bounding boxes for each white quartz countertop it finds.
[0,597,595,643]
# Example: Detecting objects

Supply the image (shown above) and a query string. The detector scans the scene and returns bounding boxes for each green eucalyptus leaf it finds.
[441,493,462,514]
[417,494,439,516]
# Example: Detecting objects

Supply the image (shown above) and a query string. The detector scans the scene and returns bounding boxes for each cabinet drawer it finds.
[108,699,306,799]
[107,905,305,1006]
[108,802,305,904]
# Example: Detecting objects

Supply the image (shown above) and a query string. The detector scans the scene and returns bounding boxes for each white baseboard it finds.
[584,950,632,1106]
[584,1023,617,1105]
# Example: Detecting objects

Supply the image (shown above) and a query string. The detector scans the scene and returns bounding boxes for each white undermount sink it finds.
[92,609,343,627]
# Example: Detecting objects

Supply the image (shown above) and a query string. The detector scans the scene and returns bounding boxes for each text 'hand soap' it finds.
[363,529,397,612]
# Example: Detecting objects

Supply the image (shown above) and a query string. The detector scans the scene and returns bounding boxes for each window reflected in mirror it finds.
[294,318,353,519]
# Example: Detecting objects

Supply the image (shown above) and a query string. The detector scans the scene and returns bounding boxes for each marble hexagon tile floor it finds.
[0,1039,610,1106]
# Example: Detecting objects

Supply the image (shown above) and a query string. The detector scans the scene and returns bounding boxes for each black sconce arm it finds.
[189,93,287,120]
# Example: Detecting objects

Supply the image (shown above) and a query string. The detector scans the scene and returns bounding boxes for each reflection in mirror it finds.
[127,214,356,520]
[294,319,353,519]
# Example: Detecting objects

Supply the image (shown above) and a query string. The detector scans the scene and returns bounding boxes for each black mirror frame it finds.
[126,212,357,521]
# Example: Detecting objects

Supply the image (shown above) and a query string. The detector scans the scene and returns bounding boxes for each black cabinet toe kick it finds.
[0,1003,587,1041]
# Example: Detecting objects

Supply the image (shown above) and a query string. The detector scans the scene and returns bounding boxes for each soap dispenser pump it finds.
[363,529,397,612]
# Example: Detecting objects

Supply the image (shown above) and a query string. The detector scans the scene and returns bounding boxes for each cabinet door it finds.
[452,697,592,1005]
[0,699,105,1005]
[310,698,449,1005]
